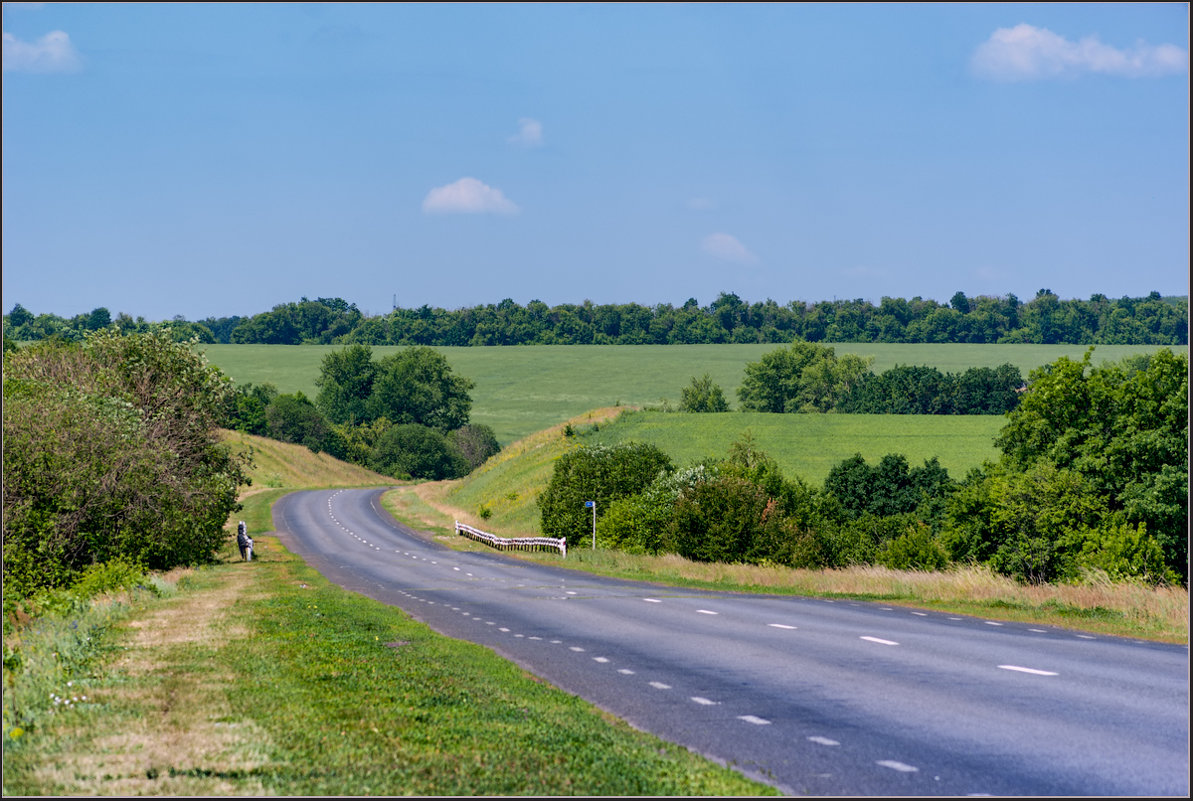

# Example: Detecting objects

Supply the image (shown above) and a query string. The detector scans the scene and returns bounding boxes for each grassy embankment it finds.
[202,341,1187,446]
[386,408,1188,644]
[1,430,773,796]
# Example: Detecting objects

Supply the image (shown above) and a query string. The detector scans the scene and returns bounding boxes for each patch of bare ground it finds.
[36,564,276,795]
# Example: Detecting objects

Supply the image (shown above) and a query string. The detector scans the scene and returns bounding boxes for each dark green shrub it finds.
[538,443,673,542]
[370,423,468,481]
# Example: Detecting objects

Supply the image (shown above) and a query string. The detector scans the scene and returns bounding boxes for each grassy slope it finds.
[201,342,1187,445]
[442,407,1000,535]
[583,409,1001,485]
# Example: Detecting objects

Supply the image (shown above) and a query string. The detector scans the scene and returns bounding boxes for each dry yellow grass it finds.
[219,428,395,492]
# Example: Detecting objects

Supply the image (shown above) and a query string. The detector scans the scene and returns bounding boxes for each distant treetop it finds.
[4,292,1187,347]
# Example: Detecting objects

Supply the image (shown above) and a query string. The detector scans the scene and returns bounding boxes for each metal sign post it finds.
[584,500,596,549]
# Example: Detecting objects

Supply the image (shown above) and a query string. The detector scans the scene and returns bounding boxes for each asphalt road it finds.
[274,488,1189,796]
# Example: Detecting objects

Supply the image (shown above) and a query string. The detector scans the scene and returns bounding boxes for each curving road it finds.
[274,488,1189,796]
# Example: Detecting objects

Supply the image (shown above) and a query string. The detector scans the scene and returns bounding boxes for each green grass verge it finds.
[2,538,775,796]
[201,342,1186,445]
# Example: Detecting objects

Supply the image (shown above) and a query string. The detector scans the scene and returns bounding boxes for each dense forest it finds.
[4,290,1187,347]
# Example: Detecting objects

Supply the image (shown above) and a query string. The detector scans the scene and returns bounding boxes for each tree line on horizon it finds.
[4,290,1188,348]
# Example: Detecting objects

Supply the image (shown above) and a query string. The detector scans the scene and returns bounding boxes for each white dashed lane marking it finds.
[808,736,839,746]
[768,623,797,630]
[998,665,1058,676]
[877,760,919,773]
[649,681,671,690]
[690,696,719,706]
[697,609,718,615]
[860,636,899,646]
[738,715,771,725]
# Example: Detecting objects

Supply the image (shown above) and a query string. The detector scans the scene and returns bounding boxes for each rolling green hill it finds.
[201,342,1186,446]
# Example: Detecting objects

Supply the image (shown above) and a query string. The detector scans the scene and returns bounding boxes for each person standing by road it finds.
[237,521,252,561]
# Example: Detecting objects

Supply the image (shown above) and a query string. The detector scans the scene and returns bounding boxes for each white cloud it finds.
[422,177,520,215]
[701,233,757,264]
[686,196,715,211]
[507,117,543,147]
[971,23,1188,81]
[3,30,82,73]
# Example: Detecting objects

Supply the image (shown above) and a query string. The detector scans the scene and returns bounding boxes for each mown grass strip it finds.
[3,537,775,796]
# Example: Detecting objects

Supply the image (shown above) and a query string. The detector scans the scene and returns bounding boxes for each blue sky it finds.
[3,3,1188,321]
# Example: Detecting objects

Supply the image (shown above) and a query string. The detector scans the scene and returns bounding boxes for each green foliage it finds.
[177,292,1192,346]
[367,346,474,433]
[225,381,277,435]
[994,347,1188,580]
[447,423,502,471]
[943,461,1109,584]
[823,453,954,520]
[877,523,949,571]
[228,297,363,345]
[668,475,785,564]
[1075,522,1176,584]
[370,423,469,481]
[538,443,674,542]
[3,331,246,596]
[265,392,344,457]
[680,373,729,412]
[69,559,150,599]
[314,343,376,425]
[737,342,873,413]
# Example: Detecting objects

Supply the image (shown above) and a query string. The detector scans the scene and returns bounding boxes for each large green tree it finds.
[315,343,376,425]
[367,346,474,432]
[3,331,247,595]
[737,341,872,413]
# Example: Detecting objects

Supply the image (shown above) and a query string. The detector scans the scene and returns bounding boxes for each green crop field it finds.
[201,342,1186,446]
[580,409,1002,485]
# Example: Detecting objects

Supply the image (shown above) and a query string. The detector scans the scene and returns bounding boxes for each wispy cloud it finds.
[686,196,715,211]
[422,177,520,215]
[507,117,543,147]
[701,233,757,264]
[971,23,1188,81]
[2,30,82,73]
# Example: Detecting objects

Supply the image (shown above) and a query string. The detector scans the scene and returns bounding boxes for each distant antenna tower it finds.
[392,293,397,312]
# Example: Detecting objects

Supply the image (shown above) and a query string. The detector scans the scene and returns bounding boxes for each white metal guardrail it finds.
[455,521,567,557]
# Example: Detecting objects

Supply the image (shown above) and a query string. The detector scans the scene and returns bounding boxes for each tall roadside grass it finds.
[2,565,184,747]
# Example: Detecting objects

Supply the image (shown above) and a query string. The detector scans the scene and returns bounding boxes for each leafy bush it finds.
[3,332,246,595]
[448,423,502,471]
[70,559,150,598]
[1075,521,1176,585]
[680,374,729,413]
[539,443,673,542]
[370,423,469,481]
[877,523,949,571]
